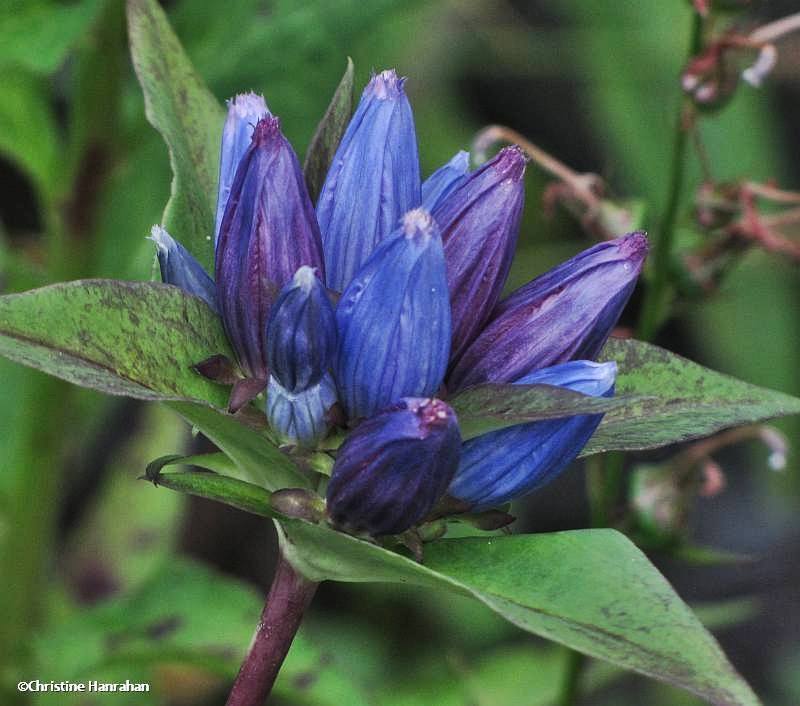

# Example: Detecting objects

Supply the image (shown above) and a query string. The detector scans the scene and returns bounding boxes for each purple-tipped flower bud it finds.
[449,360,616,510]
[327,397,461,535]
[421,150,470,211]
[215,116,325,380]
[150,226,218,313]
[215,93,270,246]
[433,146,526,365]
[267,373,337,448]
[266,266,336,394]
[449,232,648,391]
[316,69,421,292]
[335,209,451,420]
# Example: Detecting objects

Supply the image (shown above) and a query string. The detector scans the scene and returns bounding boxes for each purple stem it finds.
[226,553,318,706]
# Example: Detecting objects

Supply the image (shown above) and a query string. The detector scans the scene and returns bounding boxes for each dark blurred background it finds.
[1,1,799,704]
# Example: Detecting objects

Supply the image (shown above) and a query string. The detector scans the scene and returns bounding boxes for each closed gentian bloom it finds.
[216,116,325,380]
[433,146,526,364]
[327,397,461,535]
[316,69,421,292]
[150,225,218,313]
[449,232,648,391]
[335,208,450,420]
[266,266,336,394]
[449,360,616,510]
[267,373,337,448]
[215,93,270,246]
[421,150,470,211]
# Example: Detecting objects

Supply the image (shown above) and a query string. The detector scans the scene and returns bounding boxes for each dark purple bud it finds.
[449,232,648,391]
[421,150,470,211]
[215,93,270,246]
[215,116,325,380]
[326,397,461,536]
[150,226,218,313]
[266,266,336,393]
[432,146,526,365]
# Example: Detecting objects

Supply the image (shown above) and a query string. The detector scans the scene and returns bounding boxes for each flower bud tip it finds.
[252,115,283,143]
[227,92,269,120]
[410,397,453,431]
[149,224,170,251]
[366,69,406,100]
[293,265,319,293]
[402,208,436,242]
[619,231,649,261]
[494,145,527,181]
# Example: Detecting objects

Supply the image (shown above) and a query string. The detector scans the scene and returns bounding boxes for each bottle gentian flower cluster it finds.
[153,70,648,537]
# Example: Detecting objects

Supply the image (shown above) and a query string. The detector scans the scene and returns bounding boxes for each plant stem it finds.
[636,12,703,341]
[226,554,318,706]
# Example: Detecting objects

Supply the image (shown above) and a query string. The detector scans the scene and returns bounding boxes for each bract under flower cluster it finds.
[153,69,648,537]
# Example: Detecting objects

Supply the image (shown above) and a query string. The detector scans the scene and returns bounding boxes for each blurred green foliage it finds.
[1,1,799,705]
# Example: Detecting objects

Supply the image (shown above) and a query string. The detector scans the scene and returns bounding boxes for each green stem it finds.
[636,13,703,341]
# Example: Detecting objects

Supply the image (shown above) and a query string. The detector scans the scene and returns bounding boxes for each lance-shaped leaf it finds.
[127,0,223,271]
[278,520,761,706]
[451,339,800,449]
[303,57,355,203]
[0,279,308,490]
[583,338,800,454]
[452,383,643,440]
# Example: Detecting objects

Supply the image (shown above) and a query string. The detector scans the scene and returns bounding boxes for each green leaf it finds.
[142,468,276,519]
[171,402,310,490]
[303,57,355,203]
[0,71,60,202]
[0,279,308,490]
[452,383,645,440]
[127,0,223,271]
[146,450,239,476]
[279,521,760,706]
[0,0,104,74]
[585,338,800,454]
[33,558,371,706]
[0,279,230,406]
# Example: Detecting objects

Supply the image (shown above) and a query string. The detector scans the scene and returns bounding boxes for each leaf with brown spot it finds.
[279,521,762,706]
[127,0,223,271]
[0,279,307,490]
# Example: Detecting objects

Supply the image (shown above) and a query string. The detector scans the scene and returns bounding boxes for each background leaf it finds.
[127,0,223,271]
[32,558,371,706]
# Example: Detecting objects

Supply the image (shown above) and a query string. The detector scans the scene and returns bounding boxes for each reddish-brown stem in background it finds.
[226,553,318,706]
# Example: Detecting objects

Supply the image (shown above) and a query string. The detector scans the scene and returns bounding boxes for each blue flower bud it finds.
[421,150,470,211]
[215,93,270,247]
[327,397,461,535]
[149,226,218,313]
[432,146,526,365]
[316,69,421,292]
[449,360,616,510]
[449,232,648,391]
[216,116,325,380]
[266,266,336,393]
[266,373,337,448]
[335,208,451,420]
